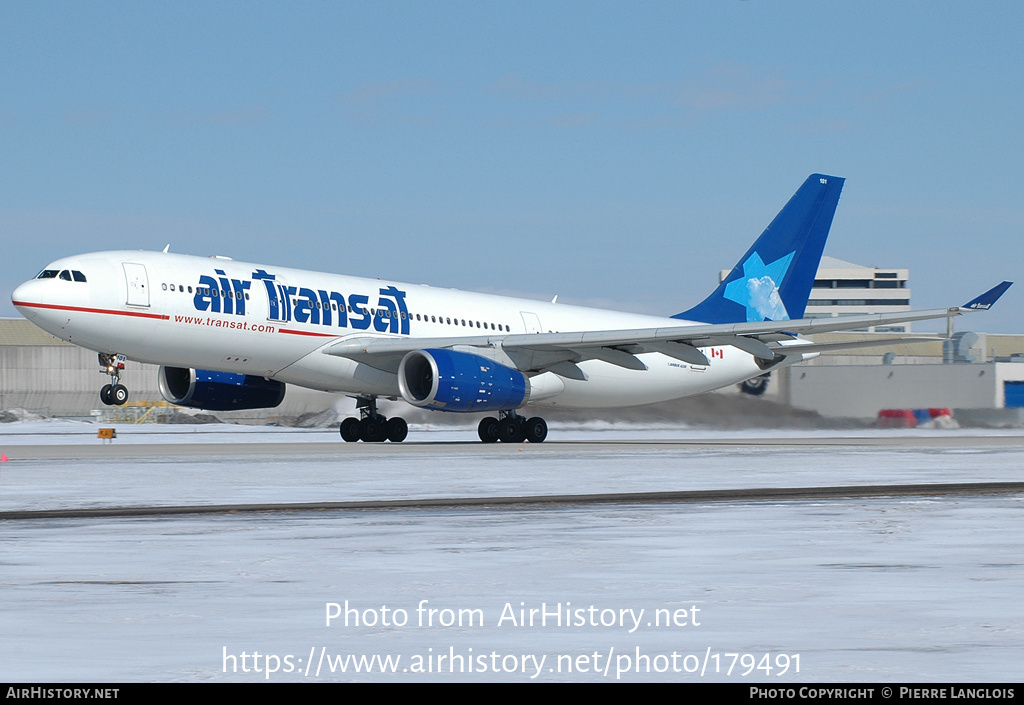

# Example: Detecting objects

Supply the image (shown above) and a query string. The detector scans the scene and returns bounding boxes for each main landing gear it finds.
[338,401,548,444]
[98,353,129,406]
[340,396,409,443]
[477,410,547,444]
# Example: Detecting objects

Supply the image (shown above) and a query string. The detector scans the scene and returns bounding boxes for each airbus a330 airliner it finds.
[12,174,1011,443]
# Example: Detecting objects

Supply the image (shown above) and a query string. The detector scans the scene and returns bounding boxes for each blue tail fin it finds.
[675,174,845,324]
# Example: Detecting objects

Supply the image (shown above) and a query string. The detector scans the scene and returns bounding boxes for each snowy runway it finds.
[1,422,1022,681]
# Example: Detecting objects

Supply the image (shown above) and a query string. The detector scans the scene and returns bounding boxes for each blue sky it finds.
[2,1,1021,332]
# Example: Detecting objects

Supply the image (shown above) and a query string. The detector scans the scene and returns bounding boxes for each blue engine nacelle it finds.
[158,367,286,411]
[398,349,528,412]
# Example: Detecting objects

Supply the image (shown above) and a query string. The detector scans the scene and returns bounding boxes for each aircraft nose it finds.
[12,279,41,320]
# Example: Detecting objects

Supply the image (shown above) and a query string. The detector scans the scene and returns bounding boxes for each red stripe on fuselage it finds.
[277,327,337,337]
[16,301,348,338]
[12,301,170,320]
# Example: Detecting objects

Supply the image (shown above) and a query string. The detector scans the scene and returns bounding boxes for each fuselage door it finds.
[520,311,542,334]
[123,263,150,307]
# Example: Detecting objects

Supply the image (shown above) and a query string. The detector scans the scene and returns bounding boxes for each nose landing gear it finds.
[98,353,129,406]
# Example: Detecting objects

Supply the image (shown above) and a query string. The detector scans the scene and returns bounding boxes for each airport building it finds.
[806,256,912,332]
[776,332,1024,421]
[775,260,1023,420]
[723,258,1021,421]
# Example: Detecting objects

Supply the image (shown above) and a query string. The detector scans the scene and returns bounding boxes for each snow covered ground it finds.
[0,409,1018,446]
[1,421,1022,682]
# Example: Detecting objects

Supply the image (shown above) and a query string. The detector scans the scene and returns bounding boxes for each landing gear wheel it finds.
[111,384,128,406]
[361,417,388,442]
[524,417,547,443]
[478,417,500,443]
[499,416,526,443]
[340,417,361,442]
[386,417,408,443]
[98,353,128,407]
[344,397,408,442]
[739,373,770,396]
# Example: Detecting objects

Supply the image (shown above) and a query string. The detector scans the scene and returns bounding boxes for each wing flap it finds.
[707,335,776,360]
[640,340,710,366]
[568,346,648,371]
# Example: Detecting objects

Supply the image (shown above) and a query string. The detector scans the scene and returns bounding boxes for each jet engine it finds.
[158,366,286,411]
[397,349,527,412]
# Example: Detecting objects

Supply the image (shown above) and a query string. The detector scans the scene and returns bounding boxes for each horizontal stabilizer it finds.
[770,337,944,356]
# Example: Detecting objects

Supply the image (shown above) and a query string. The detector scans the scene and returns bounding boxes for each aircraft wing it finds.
[322,282,1011,375]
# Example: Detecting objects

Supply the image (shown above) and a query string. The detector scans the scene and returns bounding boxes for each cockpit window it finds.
[36,268,87,282]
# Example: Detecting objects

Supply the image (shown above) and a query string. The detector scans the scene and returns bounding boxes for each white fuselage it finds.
[12,250,790,410]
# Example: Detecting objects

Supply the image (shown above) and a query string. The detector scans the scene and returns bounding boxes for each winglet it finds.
[962,281,1012,311]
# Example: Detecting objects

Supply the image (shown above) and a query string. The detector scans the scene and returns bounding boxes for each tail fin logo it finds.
[723,251,796,322]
